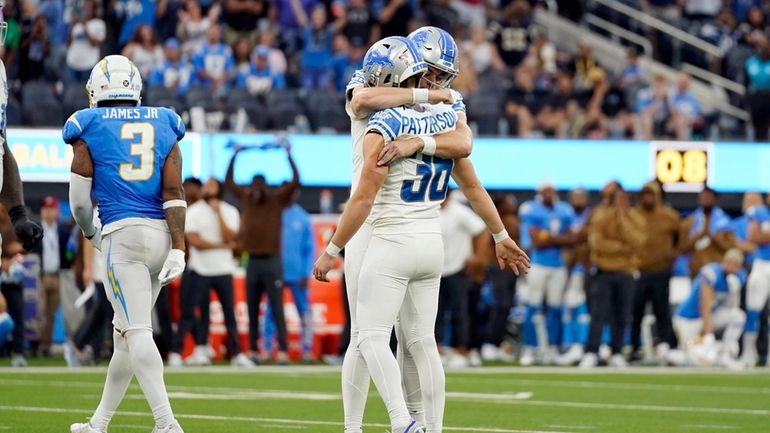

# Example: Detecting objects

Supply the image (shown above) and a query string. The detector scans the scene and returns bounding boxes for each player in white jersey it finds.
[316,35,529,433]
[340,38,473,433]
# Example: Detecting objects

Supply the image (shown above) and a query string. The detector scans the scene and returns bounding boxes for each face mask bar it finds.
[422,66,458,89]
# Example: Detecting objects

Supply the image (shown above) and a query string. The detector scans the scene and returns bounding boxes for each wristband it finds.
[325,242,342,257]
[492,229,510,244]
[8,205,28,225]
[163,200,187,209]
[412,88,429,104]
[420,136,437,155]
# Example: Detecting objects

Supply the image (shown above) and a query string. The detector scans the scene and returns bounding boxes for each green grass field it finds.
[0,366,767,433]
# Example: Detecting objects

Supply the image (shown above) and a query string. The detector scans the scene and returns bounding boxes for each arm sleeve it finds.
[346,69,365,102]
[69,173,96,236]
[450,89,466,114]
[366,109,402,143]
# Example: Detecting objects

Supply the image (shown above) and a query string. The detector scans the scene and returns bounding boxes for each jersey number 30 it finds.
[119,122,155,181]
[401,155,454,202]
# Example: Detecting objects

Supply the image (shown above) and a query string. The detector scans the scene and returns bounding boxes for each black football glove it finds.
[9,205,43,251]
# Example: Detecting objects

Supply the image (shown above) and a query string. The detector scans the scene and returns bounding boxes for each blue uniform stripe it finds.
[368,121,396,141]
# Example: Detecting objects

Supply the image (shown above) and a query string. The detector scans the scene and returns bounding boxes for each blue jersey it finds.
[63,106,185,227]
[192,43,235,87]
[672,255,691,277]
[747,205,770,260]
[115,0,155,46]
[676,263,746,319]
[148,60,193,97]
[519,200,574,268]
[570,207,590,273]
[731,214,755,266]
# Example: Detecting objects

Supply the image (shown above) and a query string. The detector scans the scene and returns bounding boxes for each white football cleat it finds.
[445,353,469,369]
[481,343,500,361]
[187,346,210,366]
[519,347,536,366]
[70,422,104,433]
[231,353,256,368]
[11,353,27,367]
[167,352,184,368]
[468,349,482,367]
[152,420,184,433]
[578,352,598,369]
[393,420,426,433]
[555,344,584,366]
[608,354,628,369]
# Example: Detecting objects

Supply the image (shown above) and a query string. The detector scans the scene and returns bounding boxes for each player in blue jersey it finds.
[741,196,770,367]
[518,182,575,365]
[556,188,591,365]
[66,55,187,433]
[672,249,746,368]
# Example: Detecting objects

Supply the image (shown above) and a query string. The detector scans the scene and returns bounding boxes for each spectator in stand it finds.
[225,145,300,364]
[629,181,680,362]
[535,70,573,138]
[235,45,287,94]
[192,24,235,94]
[732,0,762,23]
[636,74,672,139]
[148,38,193,97]
[272,0,317,56]
[113,0,157,49]
[18,14,49,83]
[572,43,600,92]
[503,66,538,137]
[488,0,534,70]
[680,187,735,277]
[744,38,770,141]
[2,0,21,75]
[234,36,253,72]
[222,0,264,46]
[256,29,288,76]
[65,0,105,84]
[300,5,336,90]
[177,0,220,56]
[177,178,255,367]
[462,24,506,76]
[669,73,703,140]
[121,25,163,78]
[39,0,66,49]
[155,0,184,41]
[736,7,766,50]
[331,34,364,92]
[619,48,646,89]
[375,0,414,37]
[451,48,478,97]
[481,194,519,362]
[340,0,380,48]
[581,186,646,368]
[265,188,315,361]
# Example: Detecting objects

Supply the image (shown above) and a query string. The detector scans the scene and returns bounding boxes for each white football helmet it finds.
[86,55,142,108]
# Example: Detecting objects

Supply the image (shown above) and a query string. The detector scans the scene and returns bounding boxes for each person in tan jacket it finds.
[629,182,680,360]
[679,187,734,277]
[580,186,646,368]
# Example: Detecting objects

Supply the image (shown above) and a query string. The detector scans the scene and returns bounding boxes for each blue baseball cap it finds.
[164,38,180,50]
[253,45,270,58]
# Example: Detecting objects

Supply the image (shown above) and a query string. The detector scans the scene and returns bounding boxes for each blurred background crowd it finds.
[6,0,770,139]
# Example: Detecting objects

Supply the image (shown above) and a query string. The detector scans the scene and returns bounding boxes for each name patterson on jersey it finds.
[101,107,162,120]
[367,106,457,142]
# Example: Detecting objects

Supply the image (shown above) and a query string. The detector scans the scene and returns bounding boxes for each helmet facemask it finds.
[0,2,9,47]
[421,65,457,89]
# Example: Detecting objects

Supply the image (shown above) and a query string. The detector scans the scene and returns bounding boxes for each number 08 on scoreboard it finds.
[650,141,713,193]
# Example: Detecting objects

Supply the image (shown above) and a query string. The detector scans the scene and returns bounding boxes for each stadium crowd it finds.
[7,0,770,139]
[0,169,768,369]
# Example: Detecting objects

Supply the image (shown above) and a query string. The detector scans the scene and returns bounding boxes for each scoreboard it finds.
[651,141,712,193]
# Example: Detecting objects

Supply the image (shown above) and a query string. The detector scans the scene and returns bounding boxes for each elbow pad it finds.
[69,173,96,236]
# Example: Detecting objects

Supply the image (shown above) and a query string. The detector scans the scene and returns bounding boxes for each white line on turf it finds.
[110,425,148,430]
[543,426,593,430]
[682,425,736,430]
[0,405,574,433]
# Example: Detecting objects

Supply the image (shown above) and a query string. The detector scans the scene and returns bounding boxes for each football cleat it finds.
[70,422,104,433]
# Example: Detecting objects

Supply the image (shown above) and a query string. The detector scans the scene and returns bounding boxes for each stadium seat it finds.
[303,90,349,132]
[145,86,188,114]
[62,85,90,117]
[266,90,303,130]
[21,80,58,108]
[185,86,218,112]
[466,89,504,136]
[23,99,65,127]
[226,91,268,130]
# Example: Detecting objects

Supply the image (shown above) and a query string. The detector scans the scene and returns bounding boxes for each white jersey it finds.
[344,69,466,197]
[365,102,458,234]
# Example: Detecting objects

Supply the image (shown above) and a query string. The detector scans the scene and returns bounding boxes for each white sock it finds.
[90,331,134,432]
[743,332,758,359]
[398,339,424,425]
[125,329,174,429]
[342,332,369,433]
[358,332,411,430]
[405,336,445,433]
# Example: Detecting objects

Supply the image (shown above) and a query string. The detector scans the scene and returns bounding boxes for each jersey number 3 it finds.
[401,155,454,203]
[119,122,155,181]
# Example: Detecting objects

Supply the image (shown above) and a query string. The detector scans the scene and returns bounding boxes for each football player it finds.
[66,55,187,433]
[315,36,528,433]
[741,193,770,367]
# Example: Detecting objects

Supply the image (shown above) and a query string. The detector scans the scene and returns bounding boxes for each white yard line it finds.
[682,424,736,430]
[0,405,574,433]
[110,425,149,430]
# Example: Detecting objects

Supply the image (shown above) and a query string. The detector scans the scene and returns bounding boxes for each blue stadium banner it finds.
[8,128,768,192]
[7,128,201,182]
